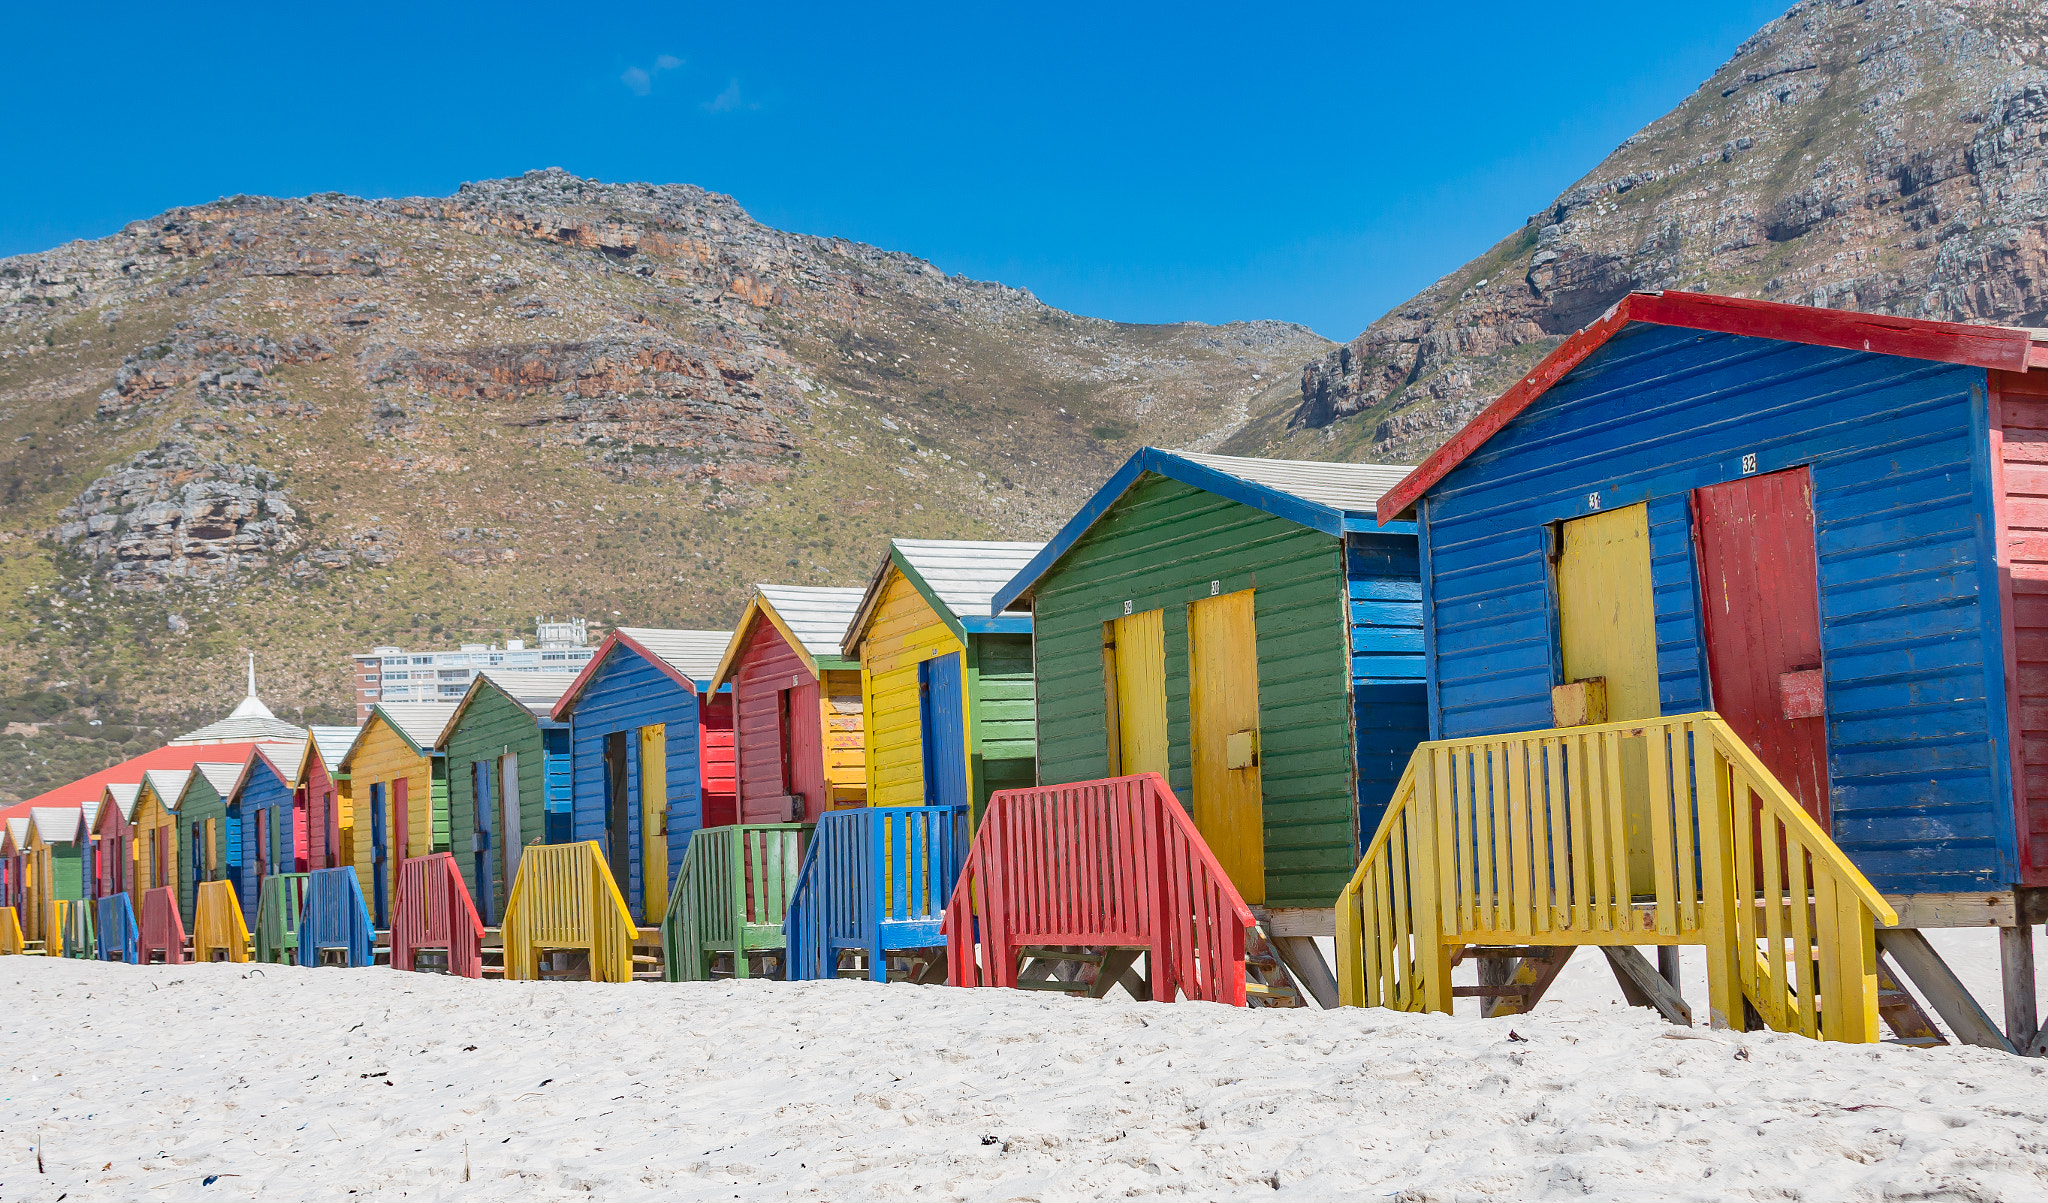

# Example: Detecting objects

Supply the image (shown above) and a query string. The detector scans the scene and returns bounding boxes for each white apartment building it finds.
[352,617,597,722]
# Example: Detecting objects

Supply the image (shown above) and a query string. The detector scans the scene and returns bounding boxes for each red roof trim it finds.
[1376,291,2036,523]
[547,630,701,722]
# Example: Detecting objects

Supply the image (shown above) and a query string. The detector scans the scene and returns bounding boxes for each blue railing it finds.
[785,805,967,982]
[96,893,139,963]
[298,868,376,967]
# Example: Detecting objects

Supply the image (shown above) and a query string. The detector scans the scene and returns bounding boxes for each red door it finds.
[1693,467,1830,827]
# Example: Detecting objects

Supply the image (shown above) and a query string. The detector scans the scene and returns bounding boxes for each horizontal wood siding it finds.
[346,718,436,905]
[302,753,336,871]
[699,692,736,829]
[444,686,550,910]
[1031,472,1358,908]
[233,762,295,919]
[733,620,824,822]
[1995,369,2048,885]
[565,644,701,918]
[177,781,228,928]
[859,569,967,809]
[1347,532,1430,846]
[543,728,573,842]
[823,669,867,804]
[1423,323,2010,892]
[971,634,1038,816]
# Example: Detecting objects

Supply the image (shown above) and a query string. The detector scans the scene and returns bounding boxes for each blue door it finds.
[920,653,968,809]
[369,783,388,929]
[473,761,494,926]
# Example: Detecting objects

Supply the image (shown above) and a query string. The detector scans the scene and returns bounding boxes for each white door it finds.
[500,753,521,896]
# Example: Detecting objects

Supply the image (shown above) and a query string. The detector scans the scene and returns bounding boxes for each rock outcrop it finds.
[55,443,301,590]
[1279,0,2048,463]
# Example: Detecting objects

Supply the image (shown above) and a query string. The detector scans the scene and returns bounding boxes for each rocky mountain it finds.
[1245,0,2048,464]
[0,170,1326,799]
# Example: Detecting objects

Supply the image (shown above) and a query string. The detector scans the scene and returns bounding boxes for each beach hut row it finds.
[10,292,2046,1050]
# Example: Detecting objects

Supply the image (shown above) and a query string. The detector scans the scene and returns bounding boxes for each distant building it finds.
[171,655,309,745]
[351,616,597,723]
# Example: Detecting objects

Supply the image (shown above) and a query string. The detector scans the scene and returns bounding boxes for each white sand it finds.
[4,957,2047,1201]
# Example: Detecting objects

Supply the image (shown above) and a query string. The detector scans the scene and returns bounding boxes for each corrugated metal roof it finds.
[309,726,357,771]
[375,703,461,752]
[169,712,309,745]
[30,806,83,844]
[756,585,867,659]
[893,540,1047,618]
[104,782,142,822]
[477,671,584,719]
[259,740,307,786]
[195,761,246,798]
[1173,451,1413,514]
[142,769,192,812]
[616,628,733,688]
[2,815,26,850]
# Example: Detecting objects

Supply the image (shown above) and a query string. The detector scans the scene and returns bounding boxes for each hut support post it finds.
[1876,929,2014,1053]
[1270,935,1339,1009]
[1998,924,2038,1052]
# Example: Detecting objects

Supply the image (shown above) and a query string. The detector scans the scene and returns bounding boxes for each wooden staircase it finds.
[1337,713,1900,1043]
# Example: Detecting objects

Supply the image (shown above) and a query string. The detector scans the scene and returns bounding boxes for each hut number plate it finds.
[1742,452,1758,475]
[1586,491,1601,511]
[1210,580,1220,596]
[1123,600,1133,615]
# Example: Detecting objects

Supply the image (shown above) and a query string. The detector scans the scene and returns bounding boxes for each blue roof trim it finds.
[1347,517,1418,535]
[989,447,1349,613]
[960,615,1033,634]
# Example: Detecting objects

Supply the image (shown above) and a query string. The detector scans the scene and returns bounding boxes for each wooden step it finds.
[1245,980,1297,1000]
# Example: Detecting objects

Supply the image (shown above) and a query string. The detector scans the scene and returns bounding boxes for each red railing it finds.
[942,773,1252,1005]
[138,886,187,964]
[391,853,486,978]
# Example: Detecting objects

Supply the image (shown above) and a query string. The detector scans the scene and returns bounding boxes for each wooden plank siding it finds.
[699,693,736,829]
[233,758,296,921]
[733,619,827,822]
[345,715,440,917]
[822,669,867,804]
[299,747,340,872]
[1347,532,1429,845]
[860,568,970,809]
[1030,473,1362,908]
[970,634,1038,818]
[1421,322,2015,893]
[563,643,702,924]
[176,776,230,929]
[443,685,553,918]
[1993,368,2048,885]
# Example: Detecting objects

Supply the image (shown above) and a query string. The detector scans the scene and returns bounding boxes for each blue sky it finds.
[3,2,1786,340]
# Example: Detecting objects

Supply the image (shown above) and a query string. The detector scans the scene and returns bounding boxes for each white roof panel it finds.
[142,769,193,813]
[104,782,142,822]
[376,703,461,750]
[169,713,309,745]
[1173,451,1414,515]
[756,585,868,660]
[195,761,246,799]
[309,726,357,771]
[616,628,732,688]
[30,806,84,844]
[893,540,1047,619]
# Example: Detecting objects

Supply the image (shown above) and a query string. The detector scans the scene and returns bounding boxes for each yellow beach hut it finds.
[343,703,456,930]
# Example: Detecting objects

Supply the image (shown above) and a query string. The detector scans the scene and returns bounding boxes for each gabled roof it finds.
[342,703,459,766]
[1375,290,2048,524]
[101,782,142,828]
[1,816,24,854]
[437,671,582,746]
[192,761,249,802]
[309,726,357,776]
[29,806,84,846]
[551,628,731,720]
[170,711,308,745]
[141,769,193,815]
[842,539,1044,657]
[991,447,1416,612]
[713,585,866,687]
[257,740,306,789]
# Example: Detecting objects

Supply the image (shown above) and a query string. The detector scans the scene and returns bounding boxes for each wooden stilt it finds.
[1876,929,2014,1053]
[1999,925,2038,1052]
[1603,946,1692,1025]
[1270,935,1339,1009]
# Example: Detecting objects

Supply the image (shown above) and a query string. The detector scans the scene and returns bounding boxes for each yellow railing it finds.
[193,880,250,963]
[0,906,22,954]
[1336,712,1897,1042]
[500,841,640,983]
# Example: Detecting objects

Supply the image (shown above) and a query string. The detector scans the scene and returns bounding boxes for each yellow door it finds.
[1190,589,1264,902]
[1555,504,1660,892]
[1110,609,1169,777]
[640,724,668,923]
